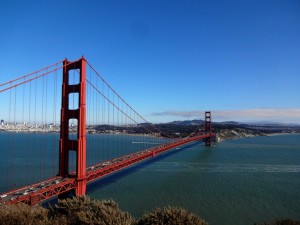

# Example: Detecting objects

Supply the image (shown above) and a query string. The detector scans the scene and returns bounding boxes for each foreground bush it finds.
[7,197,299,225]
[136,206,208,225]
[49,196,134,225]
[0,203,48,225]
[0,197,134,225]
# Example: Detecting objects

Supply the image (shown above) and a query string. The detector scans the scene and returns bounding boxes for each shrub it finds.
[49,196,134,225]
[0,203,48,225]
[136,206,208,225]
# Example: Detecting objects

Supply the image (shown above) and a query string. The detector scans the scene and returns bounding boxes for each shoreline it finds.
[0,128,161,138]
[1,125,299,142]
[215,128,298,142]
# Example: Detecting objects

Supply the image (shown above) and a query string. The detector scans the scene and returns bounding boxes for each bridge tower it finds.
[59,57,87,196]
[205,111,212,146]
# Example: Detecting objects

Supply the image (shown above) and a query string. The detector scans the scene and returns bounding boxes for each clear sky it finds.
[1,0,299,123]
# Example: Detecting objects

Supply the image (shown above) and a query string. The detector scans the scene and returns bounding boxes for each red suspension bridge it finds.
[0,57,214,206]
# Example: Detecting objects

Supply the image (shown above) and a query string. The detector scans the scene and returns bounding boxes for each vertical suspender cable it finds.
[92,71,96,165]
[112,93,115,158]
[33,73,37,182]
[117,97,119,158]
[21,78,25,185]
[96,72,100,163]
[102,80,105,162]
[7,83,11,189]
[27,80,32,184]
[52,69,57,176]
[94,70,97,164]
[107,85,109,160]
[40,75,44,180]
[12,87,17,189]
[44,73,48,179]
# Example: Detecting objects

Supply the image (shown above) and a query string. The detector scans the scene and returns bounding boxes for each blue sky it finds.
[1,0,299,123]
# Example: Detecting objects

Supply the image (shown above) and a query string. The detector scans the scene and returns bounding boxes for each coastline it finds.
[0,125,160,138]
[1,124,299,142]
[215,128,297,142]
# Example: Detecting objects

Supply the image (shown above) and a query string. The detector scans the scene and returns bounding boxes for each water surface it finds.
[89,134,300,225]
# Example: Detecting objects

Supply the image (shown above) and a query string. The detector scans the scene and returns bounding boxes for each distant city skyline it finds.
[1,0,299,124]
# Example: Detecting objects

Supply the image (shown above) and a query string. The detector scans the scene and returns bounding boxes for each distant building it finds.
[1,119,4,125]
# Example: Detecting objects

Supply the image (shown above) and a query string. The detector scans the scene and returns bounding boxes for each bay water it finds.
[0,133,299,224]
[89,134,300,225]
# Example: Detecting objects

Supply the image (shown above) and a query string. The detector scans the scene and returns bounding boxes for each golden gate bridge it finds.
[0,57,214,206]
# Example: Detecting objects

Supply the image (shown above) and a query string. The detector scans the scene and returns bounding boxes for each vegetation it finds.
[0,197,134,225]
[0,203,48,225]
[0,197,205,225]
[136,206,208,225]
[0,197,299,225]
[48,197,134,225]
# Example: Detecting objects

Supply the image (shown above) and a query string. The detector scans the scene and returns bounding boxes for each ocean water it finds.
[0,133,299,225]
[0,133,167,192]
[88,134,300,225]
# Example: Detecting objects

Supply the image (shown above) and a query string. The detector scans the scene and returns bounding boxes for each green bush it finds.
[136,206,208,225]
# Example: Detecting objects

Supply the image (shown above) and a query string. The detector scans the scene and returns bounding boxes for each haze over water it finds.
[89,134,300,225]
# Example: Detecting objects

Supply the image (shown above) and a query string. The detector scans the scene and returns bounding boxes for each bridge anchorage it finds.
[0,57,214,206]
